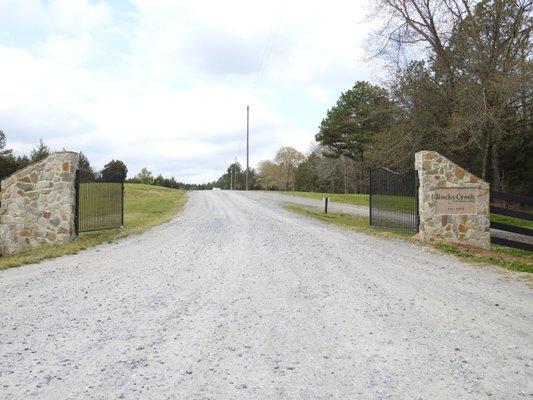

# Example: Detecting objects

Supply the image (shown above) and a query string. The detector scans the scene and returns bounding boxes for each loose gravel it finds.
[0,190,531,399]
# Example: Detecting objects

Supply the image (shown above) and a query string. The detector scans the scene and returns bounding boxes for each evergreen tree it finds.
[29,139,51,163]
[78,152,96,182]
[316,81,396,162]
[101,160,128,182]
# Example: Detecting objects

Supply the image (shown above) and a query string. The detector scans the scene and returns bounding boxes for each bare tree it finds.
[370,0,532,189]
[257,160,284,190]
[274,146,305,190]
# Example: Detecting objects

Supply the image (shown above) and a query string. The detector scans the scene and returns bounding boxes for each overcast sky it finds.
[1,0,379,183]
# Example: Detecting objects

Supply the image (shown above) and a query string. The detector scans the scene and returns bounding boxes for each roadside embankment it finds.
[0,184,187,271]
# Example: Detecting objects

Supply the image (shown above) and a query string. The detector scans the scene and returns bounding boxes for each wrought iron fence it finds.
[370,168,419,231]
[75,170,124,233]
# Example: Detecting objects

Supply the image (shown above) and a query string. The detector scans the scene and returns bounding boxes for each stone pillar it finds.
[415,151,490,249]
[0,152,79,256]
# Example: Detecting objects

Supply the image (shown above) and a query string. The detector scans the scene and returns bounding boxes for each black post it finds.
[324,197,329,214]
[74,169,80,235]
[369,169,372,227]
[415,171,420,231]
[121,181,125,228]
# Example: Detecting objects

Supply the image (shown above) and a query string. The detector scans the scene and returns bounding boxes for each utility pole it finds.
[246,105,250,191]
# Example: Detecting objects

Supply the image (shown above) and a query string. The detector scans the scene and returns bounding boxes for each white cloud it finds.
[46,0,113,32]
[0,0,378,183]
[0,0,112,32]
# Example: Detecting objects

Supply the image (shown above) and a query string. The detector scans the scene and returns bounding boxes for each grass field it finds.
[282,191,532,228]
[436,243,532,273]
[282,191,369,207]
[283,203,413,239]
[0,184,187,271]
[281,191,414,213]
[284,202,532,274]
[491,213,533,229]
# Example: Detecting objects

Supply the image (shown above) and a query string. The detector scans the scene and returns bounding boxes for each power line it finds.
[253,0,286,92]
[254,13,277,90]
[245,1,286,191]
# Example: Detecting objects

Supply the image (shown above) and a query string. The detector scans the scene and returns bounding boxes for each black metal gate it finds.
[370,168,419,231]
[75,170,124,233]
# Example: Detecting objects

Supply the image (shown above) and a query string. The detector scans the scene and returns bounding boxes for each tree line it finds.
[2,1,530,195]
[0,130,211,190]
[0,131,128,183]
[212,0,533,196]
[205,146,365,194]
[0,134,52,180]
[252,145,368,193]
[126,167,196,189]
[333,0,532,195]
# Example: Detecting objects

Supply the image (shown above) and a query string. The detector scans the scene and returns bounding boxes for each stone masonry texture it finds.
[0,152,79,255]
[415,151,490,249]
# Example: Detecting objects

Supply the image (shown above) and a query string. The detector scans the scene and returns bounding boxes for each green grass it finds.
[490,244,533,259]
[284,202,532,274]
[282,191,532,229]
[490,213,533,229]
[283,202,413,239]
[281,191,415,213]
[436,243,532,273]
[282,191,369,207]
[0,184,187,271]
[372,195,417,214]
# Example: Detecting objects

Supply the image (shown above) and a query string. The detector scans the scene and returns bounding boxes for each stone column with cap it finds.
[415,150,490,249]
[0,151,79,255]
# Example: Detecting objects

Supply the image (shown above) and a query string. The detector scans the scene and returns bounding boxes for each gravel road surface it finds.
[1,190,531,399]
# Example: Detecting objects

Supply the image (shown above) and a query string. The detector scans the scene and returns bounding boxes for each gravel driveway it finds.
[1,190,531,399]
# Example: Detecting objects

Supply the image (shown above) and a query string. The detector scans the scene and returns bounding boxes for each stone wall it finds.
[415,151,490,249]
[0,152,79,255]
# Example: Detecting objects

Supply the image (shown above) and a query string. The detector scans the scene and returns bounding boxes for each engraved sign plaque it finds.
[435,188,477,215]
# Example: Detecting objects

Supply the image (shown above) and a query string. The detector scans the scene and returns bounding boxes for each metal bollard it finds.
[323,197,329,214]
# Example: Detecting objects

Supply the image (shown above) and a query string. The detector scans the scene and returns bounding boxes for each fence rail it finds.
[490,190,533,252]
[490,206,533,221]
[491,190,533,206]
